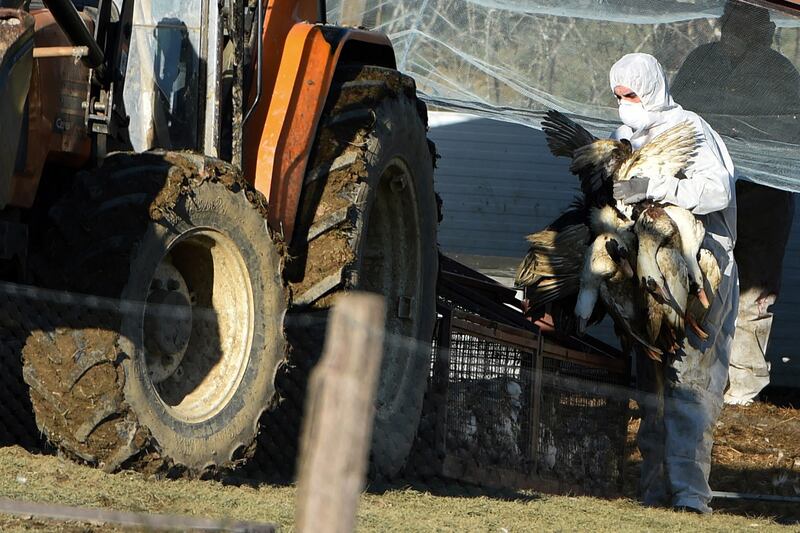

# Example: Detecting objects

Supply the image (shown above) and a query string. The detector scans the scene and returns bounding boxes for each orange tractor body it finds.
[10,9,92,208]
[244,9,394,241]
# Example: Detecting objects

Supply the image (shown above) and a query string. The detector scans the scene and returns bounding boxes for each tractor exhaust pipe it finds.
[318,0,326,24]
[42,0,105,76]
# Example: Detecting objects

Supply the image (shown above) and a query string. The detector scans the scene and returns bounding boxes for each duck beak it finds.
[620,258,635,279]
[577,316,588,335]
[697,288,710,309]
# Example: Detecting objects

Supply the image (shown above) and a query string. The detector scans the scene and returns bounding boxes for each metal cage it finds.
[429,302,630,495]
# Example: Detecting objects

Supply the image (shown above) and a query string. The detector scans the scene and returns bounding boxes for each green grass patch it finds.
[0,446,791,531]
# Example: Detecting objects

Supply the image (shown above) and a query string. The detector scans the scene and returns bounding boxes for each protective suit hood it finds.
[609,53,676,112]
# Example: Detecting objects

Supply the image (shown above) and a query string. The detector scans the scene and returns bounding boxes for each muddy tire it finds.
[286,65,438,477]
[22,152,286,474]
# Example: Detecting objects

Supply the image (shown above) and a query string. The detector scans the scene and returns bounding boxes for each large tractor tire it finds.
[285,65,438,477]
[22,152,286,474]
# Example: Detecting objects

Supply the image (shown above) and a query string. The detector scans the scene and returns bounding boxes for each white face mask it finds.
[618,100,650,131]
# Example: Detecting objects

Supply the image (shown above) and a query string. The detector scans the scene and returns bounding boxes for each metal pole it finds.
[318,0,327,24]
[42,0,105,76]
[33,46,89,59]
[712,490,800,504]
[243,0,263,124]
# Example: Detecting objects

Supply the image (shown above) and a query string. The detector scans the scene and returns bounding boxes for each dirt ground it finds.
[625,396,800,523]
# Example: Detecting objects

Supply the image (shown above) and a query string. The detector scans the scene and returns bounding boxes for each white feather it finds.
[664,205,705,288]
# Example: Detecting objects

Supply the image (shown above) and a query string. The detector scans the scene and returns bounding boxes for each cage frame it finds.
[430,262,631,495]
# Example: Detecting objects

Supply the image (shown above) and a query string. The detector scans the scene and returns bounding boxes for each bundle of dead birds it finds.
[515,110,722,361]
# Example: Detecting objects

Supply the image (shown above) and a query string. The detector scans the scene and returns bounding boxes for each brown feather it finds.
[541,110,597,157]
[618,120,699,182]
[515,223,590,307]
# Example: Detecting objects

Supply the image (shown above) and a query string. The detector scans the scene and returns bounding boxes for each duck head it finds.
[604,235,635,279]
[643,275,669,303]
[589,204,634,236]
[575,233,634,334]
[634,205,676,302]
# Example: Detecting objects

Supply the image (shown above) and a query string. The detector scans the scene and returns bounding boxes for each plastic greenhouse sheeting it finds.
[328,0,800,192]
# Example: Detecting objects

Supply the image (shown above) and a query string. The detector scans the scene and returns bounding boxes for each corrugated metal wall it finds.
[429,112,799,387]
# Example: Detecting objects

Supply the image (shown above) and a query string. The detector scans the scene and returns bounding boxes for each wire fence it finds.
[0,281,798,530]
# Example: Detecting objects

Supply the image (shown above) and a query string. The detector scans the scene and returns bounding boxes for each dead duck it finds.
[535,111,699,297]
[686,248,722,340]
[542,111,627,208]
[574,231,662,357]
[519,110,700,342]
[542,110,698,216]
[634,203,711,339]
[663,205,710,309]
[515,198,591,306]
[514,171,632,310]
[635,205,690,352]
[575,233,633,334]
[515,200,632,294]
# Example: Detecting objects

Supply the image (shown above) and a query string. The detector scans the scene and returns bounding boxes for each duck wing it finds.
[687,248,722,326]
[542,111,619,205]
[644,291,664,346]
[663,205,706,291]
[570,140,624,205]
[621,120,699,182]
[515,222,590,307]
[699,247,722,297]
[541,110,597,157]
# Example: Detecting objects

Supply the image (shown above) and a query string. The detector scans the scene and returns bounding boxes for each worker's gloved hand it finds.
[613,177,649,204]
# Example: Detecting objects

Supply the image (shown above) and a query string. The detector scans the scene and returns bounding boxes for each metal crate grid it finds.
[443,324,533,470]
[448,330,526,381]
[431,304,630,495]
[535,356,628,493]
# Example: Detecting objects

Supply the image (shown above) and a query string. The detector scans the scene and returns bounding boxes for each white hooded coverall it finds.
[609,53,739,513]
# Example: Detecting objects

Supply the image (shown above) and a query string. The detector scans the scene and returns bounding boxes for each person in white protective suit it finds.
[609,53,739,514]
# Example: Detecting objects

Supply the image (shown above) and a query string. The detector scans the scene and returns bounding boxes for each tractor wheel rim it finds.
[363,157,422,418]
[142,227,255,423]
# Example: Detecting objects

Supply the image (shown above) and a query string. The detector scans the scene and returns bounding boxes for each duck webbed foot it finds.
[644,347,662,362]
[686,312,709,341]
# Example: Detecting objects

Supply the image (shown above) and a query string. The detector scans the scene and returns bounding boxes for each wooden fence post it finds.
[295,292,386,533]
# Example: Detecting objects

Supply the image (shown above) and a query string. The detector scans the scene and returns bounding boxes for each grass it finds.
[0,446,792,532]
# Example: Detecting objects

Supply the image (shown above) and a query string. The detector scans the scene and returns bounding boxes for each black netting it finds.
[0,3,798,524]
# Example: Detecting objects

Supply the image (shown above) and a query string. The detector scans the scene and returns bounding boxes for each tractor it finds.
[0,0,437,476]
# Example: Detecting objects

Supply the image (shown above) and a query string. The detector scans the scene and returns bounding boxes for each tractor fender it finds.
[243,23,396,243]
